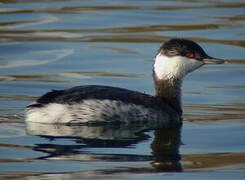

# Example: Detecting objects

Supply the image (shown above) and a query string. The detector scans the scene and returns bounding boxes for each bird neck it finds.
[153,71,183,114]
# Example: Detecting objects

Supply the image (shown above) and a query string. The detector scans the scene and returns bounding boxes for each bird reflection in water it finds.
[26,121,182,174]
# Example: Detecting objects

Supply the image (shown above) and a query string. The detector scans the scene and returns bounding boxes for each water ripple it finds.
[0,49,74,68]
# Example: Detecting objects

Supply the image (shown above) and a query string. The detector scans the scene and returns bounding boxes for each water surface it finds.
[0,0,245,179]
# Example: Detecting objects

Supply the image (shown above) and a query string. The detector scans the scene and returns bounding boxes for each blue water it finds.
[0,0,245,179]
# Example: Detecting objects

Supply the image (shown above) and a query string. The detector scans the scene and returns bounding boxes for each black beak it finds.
[202,56,226,64]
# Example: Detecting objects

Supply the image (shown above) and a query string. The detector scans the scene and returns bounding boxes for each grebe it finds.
[25,39,225,125]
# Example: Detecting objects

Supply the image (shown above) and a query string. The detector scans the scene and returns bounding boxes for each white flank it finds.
[26,99,169,124]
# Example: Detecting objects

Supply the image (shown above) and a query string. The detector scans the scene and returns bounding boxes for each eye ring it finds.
[187,52,195,58]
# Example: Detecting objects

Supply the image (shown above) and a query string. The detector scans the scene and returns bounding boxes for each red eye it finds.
[188,52,195,58]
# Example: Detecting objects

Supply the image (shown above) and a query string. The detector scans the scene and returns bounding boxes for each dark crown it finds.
[159,39,208,60]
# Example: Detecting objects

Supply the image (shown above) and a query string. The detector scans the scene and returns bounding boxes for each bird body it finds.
[26,85,179,125]
[25,39,225,125]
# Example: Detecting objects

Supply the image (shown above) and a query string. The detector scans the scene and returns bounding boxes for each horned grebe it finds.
[25,39,225,125]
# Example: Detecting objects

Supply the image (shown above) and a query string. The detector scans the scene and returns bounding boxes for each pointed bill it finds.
[203,56,226,64]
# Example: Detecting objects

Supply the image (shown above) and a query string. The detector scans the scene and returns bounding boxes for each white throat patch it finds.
[153,54,203,80]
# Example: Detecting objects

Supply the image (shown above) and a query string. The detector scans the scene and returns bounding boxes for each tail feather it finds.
[27,103,43,109]
[36,90,65,104]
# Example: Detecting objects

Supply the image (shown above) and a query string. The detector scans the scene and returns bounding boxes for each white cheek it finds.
[179,56,203,74]
[154,54,203,80]
[154,54,167,80]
